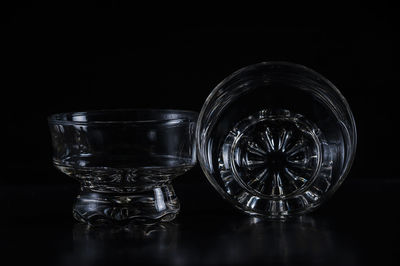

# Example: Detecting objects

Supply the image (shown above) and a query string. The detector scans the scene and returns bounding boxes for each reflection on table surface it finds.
[67,215,358,265]
[1,179,399,265]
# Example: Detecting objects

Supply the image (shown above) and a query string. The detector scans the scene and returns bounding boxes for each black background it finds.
[1,2,399,266]
[2,2,398,184]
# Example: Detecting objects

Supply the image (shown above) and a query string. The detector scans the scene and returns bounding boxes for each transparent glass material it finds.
[49,109,197,224]
[196,62,357,218]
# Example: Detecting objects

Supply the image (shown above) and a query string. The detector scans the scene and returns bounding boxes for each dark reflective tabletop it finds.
[1,174,399,266]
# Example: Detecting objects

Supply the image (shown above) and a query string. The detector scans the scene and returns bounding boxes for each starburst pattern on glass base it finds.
[219,109,326,200]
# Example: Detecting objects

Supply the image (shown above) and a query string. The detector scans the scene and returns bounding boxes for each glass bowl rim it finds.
[196,61,357,147]
[48,108,198,125]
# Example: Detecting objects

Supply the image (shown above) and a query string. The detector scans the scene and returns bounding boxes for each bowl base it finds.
[217,109,333,217]
[72,184,179,225]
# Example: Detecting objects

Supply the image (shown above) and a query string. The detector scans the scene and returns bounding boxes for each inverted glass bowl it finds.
[196,62,356,218]
[48,109,198,224]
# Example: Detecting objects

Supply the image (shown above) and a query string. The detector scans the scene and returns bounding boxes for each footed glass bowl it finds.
[196,62,357,218]
[48,109,197,225]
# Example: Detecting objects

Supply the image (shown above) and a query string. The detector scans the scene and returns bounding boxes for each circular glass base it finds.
[218,109,333,217]
[73,184,179,225]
